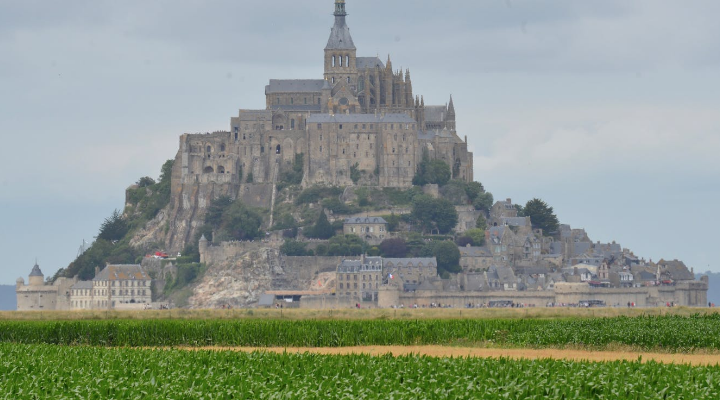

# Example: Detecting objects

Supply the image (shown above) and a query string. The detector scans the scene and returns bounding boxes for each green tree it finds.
[433,241,462,276]
[205,196,233,228]
[465,181,485,202]
[524,198,559,236]
[464,228,486,246]
[411,195,458,234]
[136,176,155,188]
[327,235,366,256]
[350,163,361,185]
[97,210,129,242]
[412,149,451,186]
[280,239,308,256]
[219,201,264,241]
[306,210,335,239]
[476,215,488,230]
[473,192,494,212]
[379,238,408,258]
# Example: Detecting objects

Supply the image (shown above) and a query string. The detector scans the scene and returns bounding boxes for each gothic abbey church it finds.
[178,0,473,189]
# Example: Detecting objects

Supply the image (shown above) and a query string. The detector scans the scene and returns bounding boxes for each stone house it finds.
[484,265,517,291]
[71,264,152,310]
[336,256,382,301]
[383,258,437,291]
[459,245,494,272]
[343,217,387,244]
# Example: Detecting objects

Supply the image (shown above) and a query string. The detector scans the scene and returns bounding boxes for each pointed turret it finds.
[448,95,455,117]
[326,0,355,50]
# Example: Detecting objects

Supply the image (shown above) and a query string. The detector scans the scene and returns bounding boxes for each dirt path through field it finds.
[179,346,720,366]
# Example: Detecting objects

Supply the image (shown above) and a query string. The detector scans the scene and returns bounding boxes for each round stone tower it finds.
[28,263,44,286]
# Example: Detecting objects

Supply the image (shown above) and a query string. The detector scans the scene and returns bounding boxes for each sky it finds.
[1,0,719,284]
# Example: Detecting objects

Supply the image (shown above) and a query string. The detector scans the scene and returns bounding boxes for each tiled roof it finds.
[326,16,356,50]
[29,264,43,277]
[459,246,492,257]
[356,57,384,69]
[265,79,326,94]
[93,265,150,281]
[383,258,437,267]
[424,105,447,122]
[345,217,387,224]
[71,281,93,290]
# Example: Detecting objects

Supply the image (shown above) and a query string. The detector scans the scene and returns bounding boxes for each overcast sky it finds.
[1,0,719,284]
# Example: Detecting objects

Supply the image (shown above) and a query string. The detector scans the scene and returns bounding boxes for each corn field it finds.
[0,314,719,351]
[0,343,718,399]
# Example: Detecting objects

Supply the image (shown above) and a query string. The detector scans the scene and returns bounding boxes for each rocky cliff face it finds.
[129,150,272,254]
[187,248,337,309]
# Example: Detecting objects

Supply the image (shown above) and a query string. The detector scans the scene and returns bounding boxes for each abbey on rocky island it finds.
[178,0,473,189]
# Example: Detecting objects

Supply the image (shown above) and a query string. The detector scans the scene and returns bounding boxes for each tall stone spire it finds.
[326,0,355,50]
[447,95,455,118]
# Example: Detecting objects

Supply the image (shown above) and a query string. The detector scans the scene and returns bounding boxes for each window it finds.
[370,124,374,129]
[332,55,336,67]
[291,98,294,104]
[304,97,307,104]
[319,146,323,152]
[206,146,211,153]
[347,77,351,83]
[317,124,322,130]
[332,77,335,84]
[362,124,366,129]
[340,283,344,289]
[354,124,358,129]
[339,55,343,67]
[291,119,295,129]
[339,124,343,130]
[346,56,349,67]
[220,144,226,152]
[261,146,264,153]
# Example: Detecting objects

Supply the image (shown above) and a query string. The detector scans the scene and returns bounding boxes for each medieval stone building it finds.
[176,0,473,191]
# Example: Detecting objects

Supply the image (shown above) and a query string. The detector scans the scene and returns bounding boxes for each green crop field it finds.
[1,314,720,352]
[1,343,719,399]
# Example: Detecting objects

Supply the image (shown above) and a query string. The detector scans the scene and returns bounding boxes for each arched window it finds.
[339,55,343,67]
[220,144,226,152]
[332,77,335,84]
[358,76,365,91]
[332,56,336,67]
[346,56,349,67]
[291,119,295,130]
[203,166,214,174]
[276,145,281,154]
[217,166,225,174]
[206,146,212,153]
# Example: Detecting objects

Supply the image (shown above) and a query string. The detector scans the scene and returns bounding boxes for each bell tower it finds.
[324,0,358,89]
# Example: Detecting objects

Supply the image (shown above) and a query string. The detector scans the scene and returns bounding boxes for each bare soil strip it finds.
[174,346,720,366]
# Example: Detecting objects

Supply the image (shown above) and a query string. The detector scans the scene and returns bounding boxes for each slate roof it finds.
[459,246,492,257]
[383,258,437,268]
[326,15,356,50]
[307,114,417,124]
[488,226,506,244]
[345,217,387,225]
[424,105,447,122]
[270,105,322,112]
[502,217,528,227]
[71,281,93,290]
[356,57,384,69]
[265,79,326,94]
[29,264,43,277]
[337,258,383,273]
[93,265,150,281]
[487,266,516,284]
[572,242,592,257]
